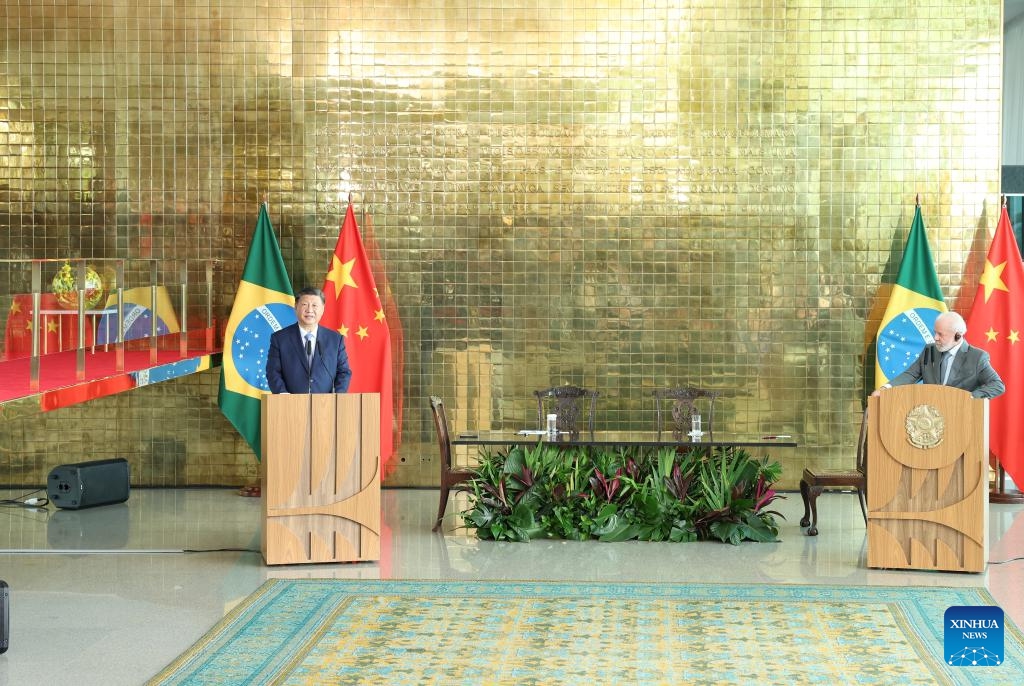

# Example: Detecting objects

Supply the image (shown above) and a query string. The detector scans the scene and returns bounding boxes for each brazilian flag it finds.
[218,203,295,460]
[873,205,947,388]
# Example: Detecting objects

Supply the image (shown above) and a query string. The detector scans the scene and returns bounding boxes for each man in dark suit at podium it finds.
[266,287,352,394]
[872,311,1004,399]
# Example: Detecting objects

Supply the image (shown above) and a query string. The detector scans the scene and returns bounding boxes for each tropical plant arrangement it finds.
[463,442,784,544]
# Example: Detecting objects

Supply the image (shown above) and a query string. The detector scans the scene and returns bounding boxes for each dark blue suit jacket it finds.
[266,323,352,394]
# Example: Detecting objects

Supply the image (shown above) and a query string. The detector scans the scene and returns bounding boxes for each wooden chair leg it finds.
[804,485,822,536]
[799,479,811,527]
[433,485,451,532]
[857,488,868,524]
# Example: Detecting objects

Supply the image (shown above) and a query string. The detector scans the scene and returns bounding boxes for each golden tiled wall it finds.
[0,1,1004,488]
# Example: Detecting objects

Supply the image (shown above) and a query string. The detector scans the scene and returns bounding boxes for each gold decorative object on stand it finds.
[51,262,105,310]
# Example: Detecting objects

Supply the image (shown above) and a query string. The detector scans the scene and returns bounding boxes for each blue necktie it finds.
[940,351,951,385]
[304,333,313,366]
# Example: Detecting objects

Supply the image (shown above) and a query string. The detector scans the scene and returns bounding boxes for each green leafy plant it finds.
[620,447,699,542]
[464,447,545,541]
[463,443,783,544]
[691,448,785,544]
[538,446,597,540]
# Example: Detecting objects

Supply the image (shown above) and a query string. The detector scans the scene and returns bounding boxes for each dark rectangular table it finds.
[452,430,796,449]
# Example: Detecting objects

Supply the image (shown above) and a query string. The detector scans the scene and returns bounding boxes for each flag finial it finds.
[1003,195,1007,208]
[348,191,352,204]
[915,194,920,208]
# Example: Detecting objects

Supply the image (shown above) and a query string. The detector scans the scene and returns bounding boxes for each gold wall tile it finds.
[0,0,1006,489]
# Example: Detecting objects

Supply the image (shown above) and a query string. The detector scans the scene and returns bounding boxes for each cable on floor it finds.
[0,488,49,510]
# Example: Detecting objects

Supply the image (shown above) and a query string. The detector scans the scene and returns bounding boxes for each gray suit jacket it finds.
[889,341,1005,399]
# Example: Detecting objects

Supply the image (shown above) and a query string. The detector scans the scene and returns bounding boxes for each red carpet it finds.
[0,338,221,411]
[3,293,221,411]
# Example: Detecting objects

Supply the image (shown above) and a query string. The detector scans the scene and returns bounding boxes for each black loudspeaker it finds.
[47,458,130,510]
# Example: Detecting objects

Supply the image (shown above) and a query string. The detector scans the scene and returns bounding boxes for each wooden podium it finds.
[867,385,988,573]
[260,392,380,565]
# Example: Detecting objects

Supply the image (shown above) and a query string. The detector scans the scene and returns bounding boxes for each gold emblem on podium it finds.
[905,404,944,449]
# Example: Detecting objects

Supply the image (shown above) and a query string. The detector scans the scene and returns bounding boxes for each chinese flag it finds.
[321,204,395,473]
[4,293,94,359]
[965,205,1024,490]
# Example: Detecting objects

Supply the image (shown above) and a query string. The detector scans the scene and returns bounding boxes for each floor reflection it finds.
[0,487,1021,685]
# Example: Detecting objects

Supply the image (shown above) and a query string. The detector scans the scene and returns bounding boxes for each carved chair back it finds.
[533,385,599,434]
[652,387,721,440]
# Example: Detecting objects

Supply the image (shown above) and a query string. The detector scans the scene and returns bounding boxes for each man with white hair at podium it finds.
[871,310,1005,399]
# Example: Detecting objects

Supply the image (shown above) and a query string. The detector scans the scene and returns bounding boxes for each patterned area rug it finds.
[149,580,1024,685]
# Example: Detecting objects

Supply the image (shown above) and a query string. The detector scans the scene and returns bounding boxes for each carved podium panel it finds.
[867,385,988,573]
[260,393,380,565]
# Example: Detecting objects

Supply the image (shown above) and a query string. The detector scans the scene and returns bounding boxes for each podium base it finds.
[990,488,1024,504]
[991,466,1024,503]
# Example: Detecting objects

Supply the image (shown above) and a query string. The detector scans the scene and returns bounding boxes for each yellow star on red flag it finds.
[326,255,358,294]
[978,259,1009,303]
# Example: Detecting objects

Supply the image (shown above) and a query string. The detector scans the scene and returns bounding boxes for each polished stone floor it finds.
[0,487,1021,685]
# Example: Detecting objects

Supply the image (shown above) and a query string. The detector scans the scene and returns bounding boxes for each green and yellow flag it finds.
[218,203,295,459]
[873,205,947,388]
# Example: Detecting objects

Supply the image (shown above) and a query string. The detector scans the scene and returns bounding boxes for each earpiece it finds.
[954,332,962,342]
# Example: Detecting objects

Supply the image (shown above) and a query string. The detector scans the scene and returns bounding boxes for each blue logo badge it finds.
[877,307,943,380]
[944,606,1004,667]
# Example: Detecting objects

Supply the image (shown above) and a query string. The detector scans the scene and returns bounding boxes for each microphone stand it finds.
[316,344,334,394]
[306,339,314,394]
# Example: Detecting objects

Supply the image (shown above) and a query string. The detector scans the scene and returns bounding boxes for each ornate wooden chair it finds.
[799,409,868,536]
[429,395,474,532]
[534,385,599,434]
[652,387,721,441]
